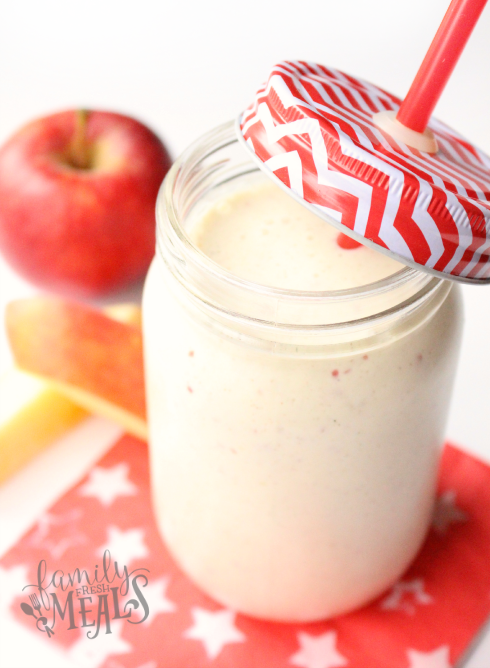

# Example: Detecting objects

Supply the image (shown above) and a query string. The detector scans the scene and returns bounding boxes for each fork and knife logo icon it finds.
[20,594,55,638]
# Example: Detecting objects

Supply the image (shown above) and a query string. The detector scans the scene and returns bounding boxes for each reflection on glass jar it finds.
[142,122,463,622]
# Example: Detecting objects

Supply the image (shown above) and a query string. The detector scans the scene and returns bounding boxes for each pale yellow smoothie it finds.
[143,175,462,622]
[191,181,402,290]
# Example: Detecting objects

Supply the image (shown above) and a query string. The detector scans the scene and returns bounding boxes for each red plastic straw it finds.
[396,0,488,133]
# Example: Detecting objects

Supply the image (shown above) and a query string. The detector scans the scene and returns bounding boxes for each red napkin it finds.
[1,435,489,668]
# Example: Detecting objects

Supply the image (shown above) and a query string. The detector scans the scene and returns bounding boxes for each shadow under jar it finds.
[142,121,463,623]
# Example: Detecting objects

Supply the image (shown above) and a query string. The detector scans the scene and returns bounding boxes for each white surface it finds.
[0,0,489,664]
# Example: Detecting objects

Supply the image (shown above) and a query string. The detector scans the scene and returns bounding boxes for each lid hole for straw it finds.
[374,0,488,153]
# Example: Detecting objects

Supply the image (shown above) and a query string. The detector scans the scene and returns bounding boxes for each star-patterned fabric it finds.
[1,435,490,668]
[79,463,138,507]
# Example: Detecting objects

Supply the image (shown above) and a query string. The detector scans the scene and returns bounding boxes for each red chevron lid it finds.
[238,61,490,284]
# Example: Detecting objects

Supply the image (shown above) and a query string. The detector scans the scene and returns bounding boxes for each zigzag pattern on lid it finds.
[239,61,490,283]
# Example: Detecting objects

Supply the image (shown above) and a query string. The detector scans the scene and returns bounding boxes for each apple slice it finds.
[0,368,89,484]
[5,298,147,441]
[0,303,143,483]
[104,302,142,328]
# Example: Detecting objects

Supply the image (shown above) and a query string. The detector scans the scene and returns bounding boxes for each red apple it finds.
[0,109,171,297]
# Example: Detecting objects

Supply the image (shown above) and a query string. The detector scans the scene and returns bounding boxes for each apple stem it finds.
[70,109,91,169]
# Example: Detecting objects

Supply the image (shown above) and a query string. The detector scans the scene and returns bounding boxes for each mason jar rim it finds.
[161,124,439,300]
[155,121,447,338]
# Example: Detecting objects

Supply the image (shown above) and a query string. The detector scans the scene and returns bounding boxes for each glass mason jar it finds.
[142,121,463,623]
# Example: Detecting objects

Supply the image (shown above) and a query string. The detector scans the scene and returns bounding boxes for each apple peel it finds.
[6,298,147,441]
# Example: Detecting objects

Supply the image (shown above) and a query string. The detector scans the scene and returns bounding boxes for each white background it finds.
[0,0,490,665]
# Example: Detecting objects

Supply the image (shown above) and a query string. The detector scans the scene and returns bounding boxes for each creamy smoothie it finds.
[191,181,401,290]
[143,174,462,622]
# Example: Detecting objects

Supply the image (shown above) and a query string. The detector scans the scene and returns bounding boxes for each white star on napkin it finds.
[432,490,468,534]
[407,645,451,668]
[290,631,348,668]
[380,578,433,614]
[99,526,148,567]
[79,463,137,506]
[184,607,246,659]
[29,509,86,559]
[135,576,176,623]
